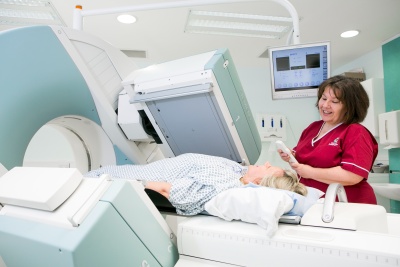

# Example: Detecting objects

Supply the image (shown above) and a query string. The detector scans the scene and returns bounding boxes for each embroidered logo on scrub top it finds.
[329,137,340,146]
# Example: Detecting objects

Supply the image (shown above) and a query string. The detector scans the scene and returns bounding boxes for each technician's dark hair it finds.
[316,75,369,124]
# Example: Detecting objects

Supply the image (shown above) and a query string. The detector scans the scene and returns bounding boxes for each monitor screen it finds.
[269,41,330,100]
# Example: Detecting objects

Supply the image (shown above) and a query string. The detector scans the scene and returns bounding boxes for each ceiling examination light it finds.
[341,30,359,38]
[117,14,136,24]
[185,10,292,39]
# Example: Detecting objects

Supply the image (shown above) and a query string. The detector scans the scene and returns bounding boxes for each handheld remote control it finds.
[275,140,298,164]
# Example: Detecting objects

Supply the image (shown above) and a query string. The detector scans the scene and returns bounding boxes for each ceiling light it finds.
[117,14,136,24]
[0,0,65,27]
[0,0,47,7]
[341,30,359,38]
[190,10,293,22]
[0,8,54,20]
[187,29,282,39]
[185,10,292,39]
[188,19,288,33]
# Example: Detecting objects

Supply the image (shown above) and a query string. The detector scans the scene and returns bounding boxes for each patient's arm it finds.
[145,181,171,199]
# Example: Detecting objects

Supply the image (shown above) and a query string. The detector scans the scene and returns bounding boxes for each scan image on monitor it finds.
[269,41,330,100]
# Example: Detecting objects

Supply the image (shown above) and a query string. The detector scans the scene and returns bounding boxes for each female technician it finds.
[279,75,378,204]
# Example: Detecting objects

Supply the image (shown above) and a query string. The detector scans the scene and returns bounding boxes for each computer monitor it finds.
[269,41,330,100]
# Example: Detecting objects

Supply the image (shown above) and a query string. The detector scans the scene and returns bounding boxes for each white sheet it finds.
[204,187,294,237]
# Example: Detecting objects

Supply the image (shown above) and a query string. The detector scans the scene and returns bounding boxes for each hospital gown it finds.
[85,153,247,215]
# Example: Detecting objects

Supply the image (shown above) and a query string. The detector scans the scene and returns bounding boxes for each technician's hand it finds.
[278,149,294,163]
[289,162,313,179]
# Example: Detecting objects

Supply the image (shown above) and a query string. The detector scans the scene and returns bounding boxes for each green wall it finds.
[382,35,400,213]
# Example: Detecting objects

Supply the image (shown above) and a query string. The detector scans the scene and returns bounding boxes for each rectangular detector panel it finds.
[206,49,261,164]
[146,91,241,162]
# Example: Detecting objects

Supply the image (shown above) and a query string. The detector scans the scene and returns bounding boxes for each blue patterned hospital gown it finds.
[85,153,247,215]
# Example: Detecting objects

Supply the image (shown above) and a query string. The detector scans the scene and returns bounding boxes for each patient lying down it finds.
[85,153,307,216]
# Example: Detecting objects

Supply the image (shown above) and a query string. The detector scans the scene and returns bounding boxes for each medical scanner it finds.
[0,167,178,267]
[0,25,260,172]
[0,25,400,266]
[120,47,261,165]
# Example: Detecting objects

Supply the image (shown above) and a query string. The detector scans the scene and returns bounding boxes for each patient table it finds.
[0,167,399,267]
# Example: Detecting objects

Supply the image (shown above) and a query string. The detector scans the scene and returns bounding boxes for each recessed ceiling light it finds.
[117,14,136,24]
[0,0,65,27]
[341,30,359,38]
[185,10,292,39]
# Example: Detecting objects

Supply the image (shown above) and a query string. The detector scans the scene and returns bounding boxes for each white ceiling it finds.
[9,0,400,70]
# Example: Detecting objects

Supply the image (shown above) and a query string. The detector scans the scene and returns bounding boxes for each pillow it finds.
[307,186,325,198]
[284,186,324,216]
[243,183,324,216]
[204,186,294,237]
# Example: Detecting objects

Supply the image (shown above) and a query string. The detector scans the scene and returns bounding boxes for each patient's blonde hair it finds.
[259,170,308,196]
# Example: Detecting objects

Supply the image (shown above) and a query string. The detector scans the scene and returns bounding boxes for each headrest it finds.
[301,202,388,233]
